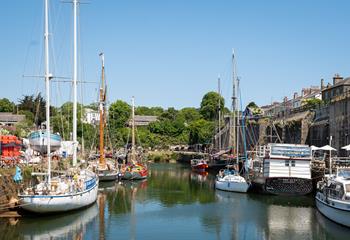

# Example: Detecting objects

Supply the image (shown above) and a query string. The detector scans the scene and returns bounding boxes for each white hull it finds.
[316,192,350,227]
[29,131,61,154]
[215,175,250,193]
[19,172,98,214]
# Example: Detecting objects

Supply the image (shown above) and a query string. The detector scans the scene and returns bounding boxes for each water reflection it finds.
[1,203,98,240]
[2,163,350,240]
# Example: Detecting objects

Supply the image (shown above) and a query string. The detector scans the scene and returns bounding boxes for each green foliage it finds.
[177,107,201,123]
[17,93,52,126]
[200,92,225,121]
[302,98,324,109]
[188,119,214,145]
[246,101,262,115]
[109,100,131,128]
[135,106,164,116]
[0,98,15,112]
[247,101,258,108]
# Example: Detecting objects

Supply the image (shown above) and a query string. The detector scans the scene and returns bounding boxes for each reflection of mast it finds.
[99,53,106,169]
[130,185,137,240]
[98,194,106,240]
[131,97,136,163]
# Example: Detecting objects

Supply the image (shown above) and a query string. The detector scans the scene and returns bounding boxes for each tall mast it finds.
[72,0,78,166]
[236,78,240,166]
[231,50,237,159]
[218,75,221,151]
[131,97,136,162]
[99,53,105,168]
[44,0,51,184]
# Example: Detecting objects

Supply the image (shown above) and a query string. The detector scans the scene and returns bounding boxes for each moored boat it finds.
[122,163,148,180]
[253,143,313,196]
[315,168,350,227]
[19,170,98,213]
[28,130,61,154]
[18,0,98,213]
[190,158,208,172]
[215,168,250,193]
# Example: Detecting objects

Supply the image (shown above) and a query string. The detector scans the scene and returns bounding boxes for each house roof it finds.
[322,77,350,92]
[0,113,25,123]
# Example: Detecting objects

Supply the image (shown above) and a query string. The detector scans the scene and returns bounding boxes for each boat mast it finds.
[44,0,52,184]
[131,97,136,162]
[72,0,78,166]
[99,53,105,168]
[231,50,237,164]
[236,78,240,167]
[218,75,221,151]
[329,135,333,175]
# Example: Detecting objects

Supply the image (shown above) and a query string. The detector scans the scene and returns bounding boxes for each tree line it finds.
[0,91,229,150]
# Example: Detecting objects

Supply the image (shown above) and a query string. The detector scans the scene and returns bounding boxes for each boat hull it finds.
[19,176,98,214]
[316,192,350,227]
[29,131,62,154]
[98,170,118,181]
[264,177,313,196]
[215,175,250,193]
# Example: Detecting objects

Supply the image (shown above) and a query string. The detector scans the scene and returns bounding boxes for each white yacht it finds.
[18,0,98,214]
[316,168,350,227]
[215,169,250,193]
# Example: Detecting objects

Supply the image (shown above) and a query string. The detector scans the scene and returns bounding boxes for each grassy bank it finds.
[147,151,180,163]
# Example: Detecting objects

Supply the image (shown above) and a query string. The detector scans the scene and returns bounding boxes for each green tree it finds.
[109,100,131,128]
[17,93,50,126]
[302,98,324,109]
[200,92,225,121]
[188,119,214,145]
[135,106,164,116]
[0,98,15,112]
[177,107,201,124]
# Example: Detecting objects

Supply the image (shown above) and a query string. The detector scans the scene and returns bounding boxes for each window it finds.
[285,160,289,166]
[291,160,295,167]
[346,184,350,193]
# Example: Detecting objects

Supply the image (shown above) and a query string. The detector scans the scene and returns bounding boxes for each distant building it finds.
[83,108,100,125]
[322,74,350,102]
[261,85,321,118]
[0,112,25,126]
[128,115,158,126]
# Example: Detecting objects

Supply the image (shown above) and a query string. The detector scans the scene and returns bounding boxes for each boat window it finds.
[285,160,289,166]
[338,169,350,179]
[291,160,295,167]
[346,184,350,193]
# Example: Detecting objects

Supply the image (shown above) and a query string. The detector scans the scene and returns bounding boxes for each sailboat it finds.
[94,53,118,181]
[215,50,250,193]
[18,0,98,213]
[122,97,148,180]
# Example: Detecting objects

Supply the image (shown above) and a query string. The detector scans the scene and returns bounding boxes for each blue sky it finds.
[1,0,350,109]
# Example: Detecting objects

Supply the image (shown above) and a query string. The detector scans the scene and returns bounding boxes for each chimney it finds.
[283,96,288,103]
[301,89,306,97]
[321,78,325,90]
[333,74,343,85]
[293,92,298,99]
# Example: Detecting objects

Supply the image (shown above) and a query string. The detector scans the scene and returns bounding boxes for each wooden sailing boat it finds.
[122,97,148,180]
[215,50,250,193]
[96,53,118,181]
[19,0,98,213]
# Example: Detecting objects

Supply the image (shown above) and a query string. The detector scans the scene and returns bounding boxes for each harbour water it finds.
[1,163,350,240]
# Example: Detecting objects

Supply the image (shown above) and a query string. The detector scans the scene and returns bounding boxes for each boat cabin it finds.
[263,144,311,179]
[324,168,350,200]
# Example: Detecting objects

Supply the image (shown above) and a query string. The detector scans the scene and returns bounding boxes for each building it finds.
[128,115,158,126]
[0,112,25,126]
[322,74,350,102]
[83,108,100,125]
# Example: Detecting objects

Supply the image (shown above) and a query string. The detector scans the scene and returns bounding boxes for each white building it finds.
[83,108,100,125]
